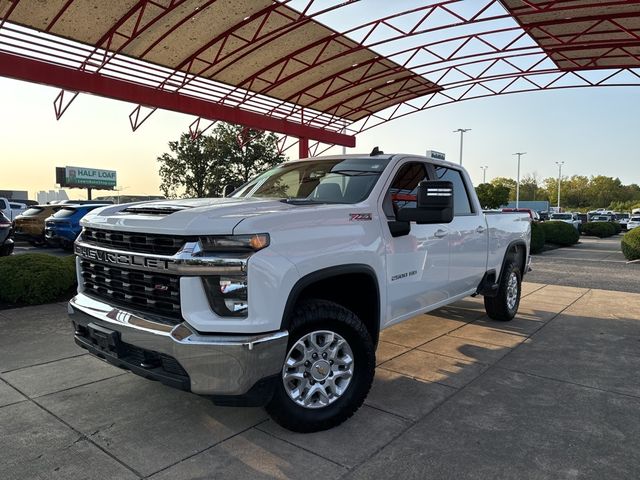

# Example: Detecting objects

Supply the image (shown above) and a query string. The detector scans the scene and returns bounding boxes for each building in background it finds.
[37,189,69,204]
[0,189,29,201]
[503,200,550,213]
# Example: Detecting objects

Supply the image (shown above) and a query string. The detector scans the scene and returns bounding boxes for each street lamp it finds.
[480,165,488,183]
[453,128,471,165]
[555,161,564,210]
[513,152,526,208]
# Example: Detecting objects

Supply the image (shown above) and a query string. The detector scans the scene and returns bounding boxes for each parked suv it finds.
[14,205,62,246]
[550,212,581,230]
[45,204,109,250]
[628,216,640,230]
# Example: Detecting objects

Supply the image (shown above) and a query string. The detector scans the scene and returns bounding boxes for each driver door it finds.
[381,160,451,327]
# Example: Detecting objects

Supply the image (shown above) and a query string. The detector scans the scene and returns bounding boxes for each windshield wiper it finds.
[280,198,345,205]
[330,170,379,177]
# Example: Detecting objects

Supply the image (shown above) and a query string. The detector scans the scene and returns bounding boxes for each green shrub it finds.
[612,222,622,234]
[622,228,640,260]
[581,222,617,238]
[530,221,545,254]
[541,221,579,246]
[0,254,77,306]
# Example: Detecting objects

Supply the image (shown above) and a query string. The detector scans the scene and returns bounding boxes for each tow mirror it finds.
[396,180,454,224]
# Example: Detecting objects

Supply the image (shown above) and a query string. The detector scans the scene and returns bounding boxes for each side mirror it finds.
[222,184,238,197]
[396,180,454,224]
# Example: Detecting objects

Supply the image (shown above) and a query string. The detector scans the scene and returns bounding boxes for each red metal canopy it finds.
[0,0,639,157]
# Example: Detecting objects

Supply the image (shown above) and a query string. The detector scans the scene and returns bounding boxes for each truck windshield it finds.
[232,158,389,204]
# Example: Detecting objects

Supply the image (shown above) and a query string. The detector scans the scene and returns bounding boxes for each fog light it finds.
[202,276,248,318]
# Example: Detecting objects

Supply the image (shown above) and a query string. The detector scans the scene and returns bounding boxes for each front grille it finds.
[80,259,181,320]
[81,227,193,256]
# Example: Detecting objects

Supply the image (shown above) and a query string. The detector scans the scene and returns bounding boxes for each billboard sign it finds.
[56,166,117,189]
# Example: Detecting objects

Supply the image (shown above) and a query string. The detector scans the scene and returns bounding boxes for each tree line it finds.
[476,174,640,211]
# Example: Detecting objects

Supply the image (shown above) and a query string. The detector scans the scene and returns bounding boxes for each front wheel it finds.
[484,261,521,322]
[266,299,375,432]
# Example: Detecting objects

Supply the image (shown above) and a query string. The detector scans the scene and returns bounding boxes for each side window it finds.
[433,166,473,215]
[0,200,6,210]
[387,162,428,210]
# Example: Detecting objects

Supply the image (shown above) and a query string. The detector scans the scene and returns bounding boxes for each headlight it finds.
[198,234,269,253]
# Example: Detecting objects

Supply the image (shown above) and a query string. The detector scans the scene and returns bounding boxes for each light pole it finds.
[480,165,488,183]
[513,152,526,208]
[555,161,564,210]
[453,128,471,165]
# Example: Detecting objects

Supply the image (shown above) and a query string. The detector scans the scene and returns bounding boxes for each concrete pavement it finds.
[1,283,640,479]
[526,235,640,292]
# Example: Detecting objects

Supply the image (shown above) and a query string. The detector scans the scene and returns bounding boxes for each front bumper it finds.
[68,293,289,398]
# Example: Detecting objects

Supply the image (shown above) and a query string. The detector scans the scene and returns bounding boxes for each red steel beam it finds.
[0,52,355,147]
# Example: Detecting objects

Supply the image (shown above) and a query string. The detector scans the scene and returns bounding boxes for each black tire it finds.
[266,299,375,433]
[484,261,521,322]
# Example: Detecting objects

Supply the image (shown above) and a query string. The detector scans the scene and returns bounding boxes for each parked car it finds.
[69,152,531,432]
[550,212,581,230]
[627,216,640,230]
[590,214,614,223]
[0,197,27,221]
[502,208,540,221]
[55,200,113,205]
[13,205,63,246]
[45,204,110,250]
[0,211,15,256]
[615,212,630,230]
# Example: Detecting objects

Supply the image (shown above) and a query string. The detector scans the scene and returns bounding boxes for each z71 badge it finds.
[349,213,372,221]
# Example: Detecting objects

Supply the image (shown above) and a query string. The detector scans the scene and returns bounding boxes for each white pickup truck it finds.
[0,197,27,222]
[69,152,530,432]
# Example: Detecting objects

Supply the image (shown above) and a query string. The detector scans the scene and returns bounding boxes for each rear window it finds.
[631,217,640,222]
[52,207,77,218]
[22,207,44,216]
[551,214,572,220]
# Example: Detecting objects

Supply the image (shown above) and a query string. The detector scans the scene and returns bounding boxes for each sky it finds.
[1,0,639,200]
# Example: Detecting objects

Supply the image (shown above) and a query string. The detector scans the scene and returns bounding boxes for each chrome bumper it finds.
[68,293,288,396]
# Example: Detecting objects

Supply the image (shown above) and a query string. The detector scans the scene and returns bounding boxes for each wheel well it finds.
[284,271,380,345]
[506,242,526,277]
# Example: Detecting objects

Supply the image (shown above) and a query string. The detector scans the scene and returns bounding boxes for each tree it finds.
[476,183,510,209]
[491,177,517,201]
[207,123,285,186]
[157,133,219,198]
[157,123,285,198]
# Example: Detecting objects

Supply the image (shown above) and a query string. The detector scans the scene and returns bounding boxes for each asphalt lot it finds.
[527,234,640,293]
[12,241,71,257]
[2,283,639,479]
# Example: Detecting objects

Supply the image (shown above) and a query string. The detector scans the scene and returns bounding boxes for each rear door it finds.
[433,165,488,296]
[381,160,451,325]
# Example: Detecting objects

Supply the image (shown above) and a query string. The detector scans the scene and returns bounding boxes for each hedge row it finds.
[581,222,618,238]
[0,254,77,306]
[530,221,545,254]
[622,228,640,261]
[540,221,580,246]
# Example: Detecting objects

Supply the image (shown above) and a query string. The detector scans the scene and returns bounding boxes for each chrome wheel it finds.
[282,330,354,409]
[506,271,519,311]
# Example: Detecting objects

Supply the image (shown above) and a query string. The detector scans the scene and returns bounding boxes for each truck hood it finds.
[80,197,302,235]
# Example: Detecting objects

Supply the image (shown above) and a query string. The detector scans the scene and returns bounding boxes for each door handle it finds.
[434,229,448,238]
[476,226,486,234]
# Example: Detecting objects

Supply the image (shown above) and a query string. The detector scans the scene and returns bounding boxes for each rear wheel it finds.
[484,261,521,322]
[266,299,375,432]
